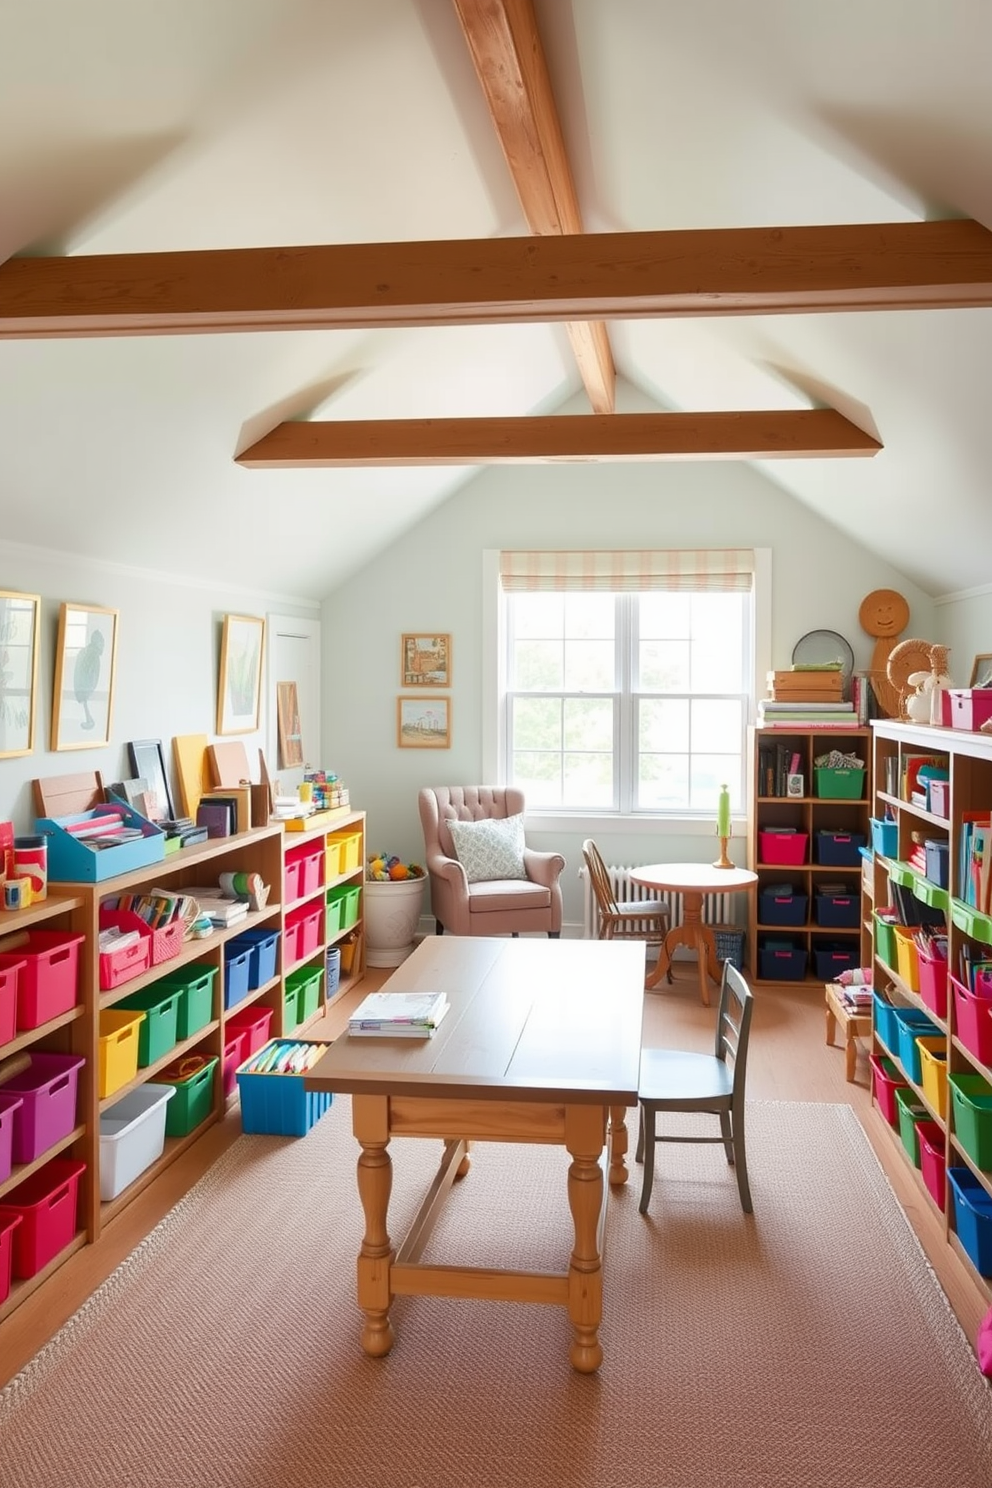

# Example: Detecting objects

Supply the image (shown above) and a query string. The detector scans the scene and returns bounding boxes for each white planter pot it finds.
[364,876,426,967]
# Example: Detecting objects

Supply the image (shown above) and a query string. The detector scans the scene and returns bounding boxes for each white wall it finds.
[934,587,992,689]
[0,541,317,834]
[321,457,934,930]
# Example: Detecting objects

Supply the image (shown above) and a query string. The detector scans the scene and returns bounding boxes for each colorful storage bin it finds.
[326,883,362,935]
[284,839,324,903]
[758,938,807,981]
[326,829,362,877]
[815,767,865,799]
[947,1167,992,1276]
[223,943,253,1010]
[758,888,807,926]
[157,1054,219,1138]
[812,941,860,981]
[4,1052,85,1165]
[872,989,899,1052]
[0,956,24,1043]
[98,1008,146,1098]
[0,1092,23,1184]
[228,927,281,990]
[224,1005,274,1060]
[7,930,85,1031]
[237,1040,333,1136]
[948,1073,992,1171]
[916,1038,948,1119]
[917,944,948,1019]
[758,831,808,866]
[222,1031,246,1099]
[870,1054,906,1126]
[284,903,322,967]
[0,1157,86,1279]
[116,984,182,1068]
[918,1122,946,1209]
[0,1212,20,1306]
[870,817,898,858]
[98,1083,176,1201]
[285,966,322,1029]
[873,911,898,970]
[892,1007,939,1081]
[815,831,866,867]
[950,974,992,1065]
[895,1087,928,1166]
[893,926,920,992]
[158,964,217,1040]
[814,892,860,929]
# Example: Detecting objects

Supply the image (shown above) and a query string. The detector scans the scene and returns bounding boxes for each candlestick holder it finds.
[713,836,734,869]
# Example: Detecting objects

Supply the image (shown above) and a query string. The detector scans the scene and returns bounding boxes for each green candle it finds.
[717,785,731,838]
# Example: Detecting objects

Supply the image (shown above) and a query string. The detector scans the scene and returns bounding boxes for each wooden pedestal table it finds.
[629,862,757,1006]
[305,935,644,1373]
[824,980,872,1082]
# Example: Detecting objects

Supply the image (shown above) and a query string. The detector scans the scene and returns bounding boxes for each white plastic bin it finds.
[98,1083,175,1201]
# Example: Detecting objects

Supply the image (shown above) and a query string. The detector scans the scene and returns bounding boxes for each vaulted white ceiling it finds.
[1,0,989,601]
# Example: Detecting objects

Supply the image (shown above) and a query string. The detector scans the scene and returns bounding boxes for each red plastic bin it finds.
[222,1030,247,1098]
[0,1092,24,1184]
[0,1213,21,1306]
[758,831,808,866]
[4,1052,86,1165]
[225,1005,274,1059]
[917,1121,946,1210]
[917,944,948,1019]
[285,903,322,964]
[10,930,85,1031]
[0,955,25,1042]
[870,1054,906,1127]
[951,974,992,1066]
[285,840,324,902]
[0,1157,86,1279]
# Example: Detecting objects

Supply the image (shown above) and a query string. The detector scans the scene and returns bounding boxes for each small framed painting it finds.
[217,614,265,735]
[51,601,119,751]
[276,680,304,767]
[397,696,451,749]
[0,589,40,758]
[401,633,451,688]
[969,654,992,689]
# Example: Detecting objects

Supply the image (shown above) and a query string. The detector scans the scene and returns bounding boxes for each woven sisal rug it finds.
[1,1099,990,1488]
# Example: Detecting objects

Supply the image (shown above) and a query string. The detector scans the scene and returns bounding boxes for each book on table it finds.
[348,990,450,1037]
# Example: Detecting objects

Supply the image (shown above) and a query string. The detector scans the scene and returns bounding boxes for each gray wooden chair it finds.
[635,960,755,1214]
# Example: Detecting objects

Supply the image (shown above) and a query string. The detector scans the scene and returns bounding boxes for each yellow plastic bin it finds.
[893,926,920,993]
[97,1009,146,1099]
[917,1038,948,1120]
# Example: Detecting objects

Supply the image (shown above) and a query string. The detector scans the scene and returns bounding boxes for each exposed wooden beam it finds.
[235,409,881,467]
[452,0,616,412]
[1,220,990,338]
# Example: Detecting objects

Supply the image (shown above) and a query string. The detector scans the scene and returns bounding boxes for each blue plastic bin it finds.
[947,1167,992,1277]
[223,944,253,1009]
[237,1040,334,1136]
[870,817,898,857]
[227,928,281,990]
[872,990,900,1052]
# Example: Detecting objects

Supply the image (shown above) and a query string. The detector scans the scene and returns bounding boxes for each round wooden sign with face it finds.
[859,589,910,639]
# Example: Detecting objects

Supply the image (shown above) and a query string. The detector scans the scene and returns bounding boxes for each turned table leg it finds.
[565,1105,607,1373]
[353,1095,395,1358]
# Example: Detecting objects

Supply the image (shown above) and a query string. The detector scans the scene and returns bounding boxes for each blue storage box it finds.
[870,817,898,857]
[924,839,949,889]
[872,989,900,1052]
[815,831,867,867]
[759,888,807,926]
[947,1167,992,1277]
[227,928,281,991]
[37,804,165,883]
[892,1007,940,1081]
[814,892,860,929]
[237,1040,334,1136]
[223,944,253,1009]
[758,938,807,981]
[812,940,861,981]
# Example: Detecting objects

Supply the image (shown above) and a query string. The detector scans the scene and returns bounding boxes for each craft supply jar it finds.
[13,834,47,901]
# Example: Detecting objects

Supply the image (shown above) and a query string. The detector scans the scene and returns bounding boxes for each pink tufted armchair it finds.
[418,786,565,938]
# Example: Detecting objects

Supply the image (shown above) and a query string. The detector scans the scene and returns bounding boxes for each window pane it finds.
[691,754,743,813]
[639,591,690,636]
[564,592,614,639]
[691,593,744,692]
[513,751,562,806]
[563,752,614,808]
[638,752,689,810]
[564,697,613,751]
[513,639,563,690]
[638,639,689,691]
[564,639,615,690]
[512,696,562,750]
[692,698,742,753]
[513,593,564,639]
[639,698,689,751]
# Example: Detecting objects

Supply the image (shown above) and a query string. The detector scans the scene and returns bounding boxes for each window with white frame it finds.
[497,549,756,817]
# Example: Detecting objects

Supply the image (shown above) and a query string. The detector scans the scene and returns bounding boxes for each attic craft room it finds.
[1,2,991,1485]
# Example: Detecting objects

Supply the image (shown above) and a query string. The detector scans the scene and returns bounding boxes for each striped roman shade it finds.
[499,549,755,593]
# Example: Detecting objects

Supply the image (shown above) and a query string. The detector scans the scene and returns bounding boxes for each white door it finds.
[265,613,321,793]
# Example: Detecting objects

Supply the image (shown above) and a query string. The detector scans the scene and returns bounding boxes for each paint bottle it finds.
[13,834,47,901]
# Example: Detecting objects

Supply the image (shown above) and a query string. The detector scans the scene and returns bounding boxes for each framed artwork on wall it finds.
[276,680,304,767]
[0,589,40,758]
[51,601,119,751]
[217,614,265,735]
[401,633,451,688]
[397,695,451,749]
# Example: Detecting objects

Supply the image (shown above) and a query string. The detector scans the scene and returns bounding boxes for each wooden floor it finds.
[1,957,988,1388]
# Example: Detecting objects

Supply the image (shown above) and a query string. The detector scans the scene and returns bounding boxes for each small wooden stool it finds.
[824,981,872,1082]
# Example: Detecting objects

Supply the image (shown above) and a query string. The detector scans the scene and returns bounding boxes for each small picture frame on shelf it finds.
[786,773,804,798]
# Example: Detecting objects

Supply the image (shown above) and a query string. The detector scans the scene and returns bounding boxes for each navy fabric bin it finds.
[814,831,867,867]
[814,893,860,928]
[759,889,807,926]
[812,940,860,980]
[758,938,807,981]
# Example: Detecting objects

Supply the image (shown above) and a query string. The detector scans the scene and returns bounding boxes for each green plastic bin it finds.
[895,1086,928,1167]
[949,1072,992,1171]
[815,767,865,799]
[158,1055,219,1137]
[157,965,217,1040]
[115,984,181,1068]
[286,966,322,1027]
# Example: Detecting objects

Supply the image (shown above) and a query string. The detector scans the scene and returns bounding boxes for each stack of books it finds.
[757,699,860,729]
[348,990,450,1039]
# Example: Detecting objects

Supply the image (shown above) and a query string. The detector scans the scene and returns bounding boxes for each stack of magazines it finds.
[348,991,450,1038]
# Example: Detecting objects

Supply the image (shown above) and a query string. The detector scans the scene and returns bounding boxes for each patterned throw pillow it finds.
[446,814,528,883]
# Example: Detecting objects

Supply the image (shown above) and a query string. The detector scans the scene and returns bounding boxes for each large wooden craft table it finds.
[306,935,645,1373]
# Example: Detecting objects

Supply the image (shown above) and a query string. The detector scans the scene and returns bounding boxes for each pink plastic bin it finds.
[0,1157,86,1279]
[222,1030,247,1098]
[0,1092,24,1184]
[0,956,25,1043]
[917,944,948,1019]
[951,974,992,1065]
[0,1213,21,1305]
[870,1054,906,1127]
[917,1121,946,1210]
[758,831,808,866]
[225,1005,274,1060]
[11,930,85,1031]
[4,1052,86,1165]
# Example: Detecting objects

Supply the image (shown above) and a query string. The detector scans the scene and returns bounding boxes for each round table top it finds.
[630,862,757,894]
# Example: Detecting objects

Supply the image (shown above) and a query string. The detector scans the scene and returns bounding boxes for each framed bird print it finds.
[51,602,119,751]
